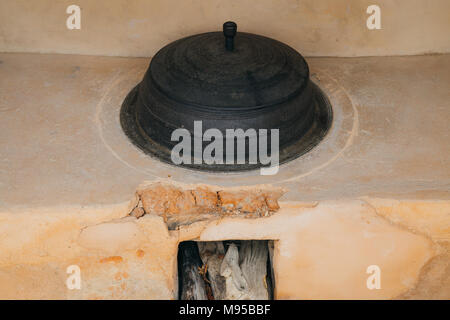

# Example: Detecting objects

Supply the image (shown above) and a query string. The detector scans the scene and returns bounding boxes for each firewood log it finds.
[197,241,226,300]
[178,241,208,300]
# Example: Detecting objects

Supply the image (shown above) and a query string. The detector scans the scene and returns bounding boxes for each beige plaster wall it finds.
[0,198,447,300]
[0,0,449,58]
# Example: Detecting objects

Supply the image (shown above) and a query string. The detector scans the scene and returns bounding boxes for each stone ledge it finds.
[0,197,447,299]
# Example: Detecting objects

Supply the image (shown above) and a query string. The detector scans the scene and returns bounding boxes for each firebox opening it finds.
[177,240,275,300]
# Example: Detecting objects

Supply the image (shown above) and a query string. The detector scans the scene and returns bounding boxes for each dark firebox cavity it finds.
[177,240,275,300]
[120,21,332,172]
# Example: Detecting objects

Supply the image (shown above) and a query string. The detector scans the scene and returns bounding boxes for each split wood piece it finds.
[267,240,275,299]
[220,243,249,299]
[197,242,226,300]
[219,241,270,300]
[178,241,208,300]
[239,241,270,300]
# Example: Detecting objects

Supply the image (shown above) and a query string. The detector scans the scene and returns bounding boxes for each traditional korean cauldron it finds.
[120,22,332,172]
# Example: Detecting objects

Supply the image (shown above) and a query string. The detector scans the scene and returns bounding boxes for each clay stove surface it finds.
[0,53,449,300]
[0,53,449,211]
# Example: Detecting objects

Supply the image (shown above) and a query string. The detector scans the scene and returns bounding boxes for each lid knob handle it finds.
[223,21,237,51]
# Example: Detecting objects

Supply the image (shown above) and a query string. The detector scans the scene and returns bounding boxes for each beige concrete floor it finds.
[0,53,448,212]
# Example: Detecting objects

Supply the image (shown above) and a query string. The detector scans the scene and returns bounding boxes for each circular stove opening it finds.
[120,22,333,173]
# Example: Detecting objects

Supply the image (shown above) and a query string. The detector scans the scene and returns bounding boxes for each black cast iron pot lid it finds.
[121,21,332,173]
